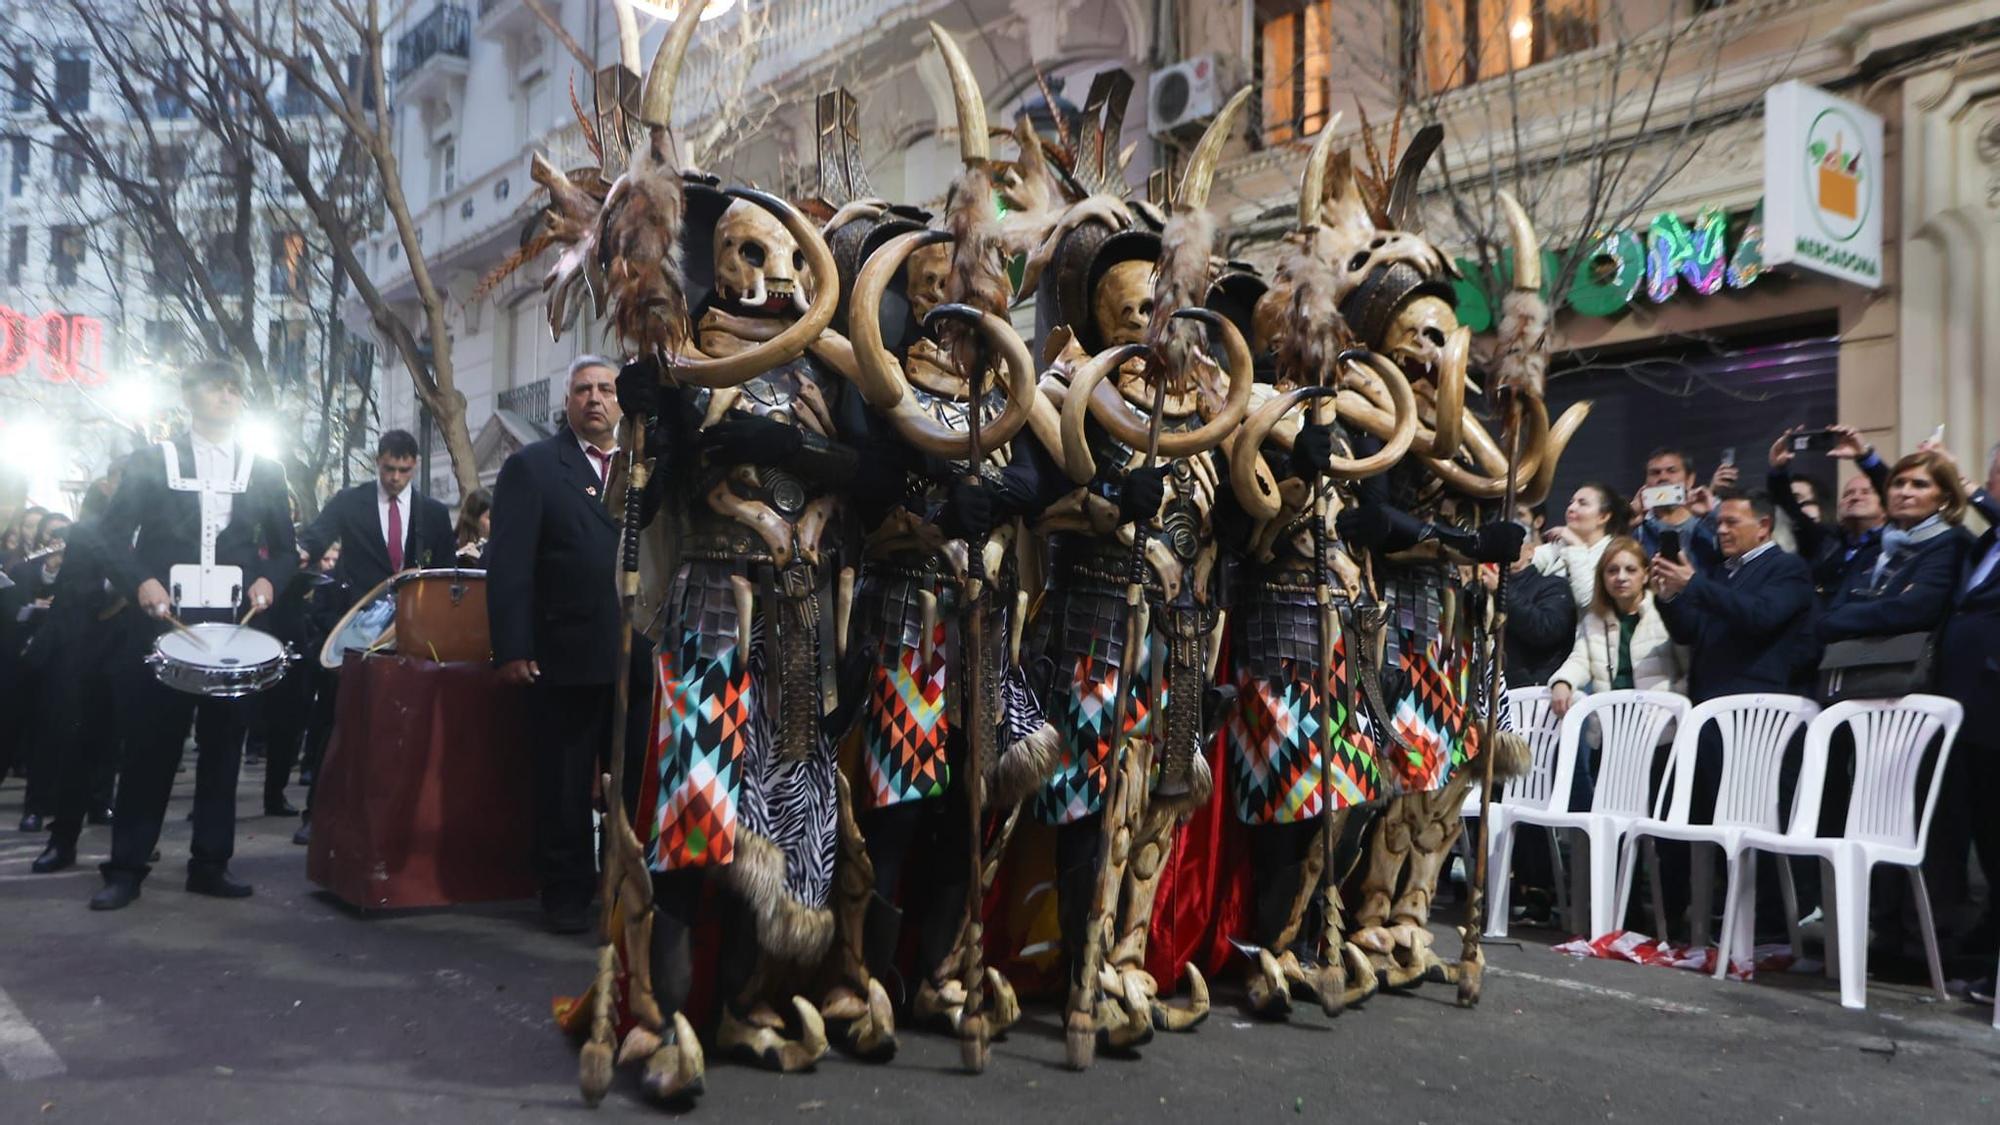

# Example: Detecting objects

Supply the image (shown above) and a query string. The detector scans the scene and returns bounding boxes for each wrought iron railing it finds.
[394,5,472,85]
[496,377,551,421]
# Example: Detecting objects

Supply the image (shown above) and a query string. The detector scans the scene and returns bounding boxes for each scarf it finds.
[1871,514,1950,586]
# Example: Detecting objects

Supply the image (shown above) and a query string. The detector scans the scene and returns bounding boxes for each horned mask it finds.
[714,199,811,312]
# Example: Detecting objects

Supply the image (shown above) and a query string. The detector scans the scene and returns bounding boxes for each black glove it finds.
[615,356,662,419]
[940,480,998,541]
[1117,467,1168,525]
[1289,422,1334,482]
[1335,503,1391,548]
[700,415,802,467]
[1469,520,1528,563]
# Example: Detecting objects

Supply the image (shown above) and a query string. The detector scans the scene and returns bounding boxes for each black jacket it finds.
[1939,491,2000,734]
[98,435,297,612]
[486,428,622,686]
[1504,564,1577,687]
[297,480,456,598]
[1816,521,1972,644]
[1657,544,1814,700]
[1771,455,1889,600]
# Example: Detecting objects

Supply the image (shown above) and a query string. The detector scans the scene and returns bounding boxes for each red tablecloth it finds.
[307,653,538,909]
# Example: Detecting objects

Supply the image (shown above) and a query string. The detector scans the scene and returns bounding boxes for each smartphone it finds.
[1719,447,1736,469]
[1641,483,1686,510]
[1791,429,1840,453]
[1658,529,1682,563]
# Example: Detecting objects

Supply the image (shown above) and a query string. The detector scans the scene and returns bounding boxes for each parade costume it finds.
[1240,123,1587,995]
[1016,86,1258,1067]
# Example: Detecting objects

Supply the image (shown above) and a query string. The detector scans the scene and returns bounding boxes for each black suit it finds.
[1930,493,2000,945]
[30,521,132,849]
[486,427,652,913]
[97,435,298,885]
[1504,564,1577,687]
[298,481,455,598]
[1656,544,1815,701]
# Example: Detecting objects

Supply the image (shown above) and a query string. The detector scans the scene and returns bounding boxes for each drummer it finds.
[88,359,300,912]
[296,429,455,601]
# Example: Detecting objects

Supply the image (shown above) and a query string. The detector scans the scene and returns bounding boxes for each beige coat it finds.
[1550,592,1687,696]
[1532,536,1611,613]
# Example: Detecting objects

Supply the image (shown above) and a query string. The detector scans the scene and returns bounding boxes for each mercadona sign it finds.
[1762,80,1883,289]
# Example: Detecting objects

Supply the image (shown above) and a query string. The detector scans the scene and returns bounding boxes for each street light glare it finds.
[241,416,283,461]
[2,416,57,474]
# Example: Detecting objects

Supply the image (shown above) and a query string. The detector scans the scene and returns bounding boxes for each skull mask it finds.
[1093,259,1154,347]
[714,199,809,313]
[1382,294,1456,376]
[903,241,951,321]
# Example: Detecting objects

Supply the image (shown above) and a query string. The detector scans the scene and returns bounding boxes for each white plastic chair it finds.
[1718,695,1963,1009]
[1485,689,1689,940]
[1613,694,1819,955]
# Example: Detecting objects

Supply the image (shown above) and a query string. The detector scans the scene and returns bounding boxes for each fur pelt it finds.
[598,129,689,358]
[1489,729,1532,782]
[1147,207,1217,386]
[716,829,836,965]
[985,722,1063,810]
[1492,289,1550,400]
[1274,231,1350,389]
[942,162,1010,381]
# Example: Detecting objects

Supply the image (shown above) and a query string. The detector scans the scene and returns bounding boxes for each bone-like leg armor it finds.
[822,773,897,1060]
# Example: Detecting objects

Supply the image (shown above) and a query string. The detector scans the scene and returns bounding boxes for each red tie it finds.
[387,494,404,572]
[587,447,609,487]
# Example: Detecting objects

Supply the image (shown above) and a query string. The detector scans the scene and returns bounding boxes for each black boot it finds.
[33,840,77,874]
[90,873,142,911]
[186,865,254,899]
[863,893,906,1007]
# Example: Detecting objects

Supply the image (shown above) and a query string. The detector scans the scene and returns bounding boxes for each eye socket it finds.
[1139,299,1155,317]
[1422,326,1445,347]
[741,241,766,268]
[1347,251,1371,272]
[1370,237,1387,249]
[793,250,805,271]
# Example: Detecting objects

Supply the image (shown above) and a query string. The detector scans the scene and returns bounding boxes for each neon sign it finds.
[0,306,106,385]
[1452,201,1767,331]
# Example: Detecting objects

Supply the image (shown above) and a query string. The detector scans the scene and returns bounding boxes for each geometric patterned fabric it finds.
[1228,629,1382,825]
[1387,637,1479,794]
[642,630,750,872]
[1033,635,1157,826]
[862,622,950,808]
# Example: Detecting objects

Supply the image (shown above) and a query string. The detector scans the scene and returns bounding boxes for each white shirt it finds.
[189,435,241,526]
[1724,539,1778,576]
[377,480,412,557]
[577,436,617,485]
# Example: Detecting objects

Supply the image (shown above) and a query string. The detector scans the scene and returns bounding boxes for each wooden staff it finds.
[1307,368,1344,1017]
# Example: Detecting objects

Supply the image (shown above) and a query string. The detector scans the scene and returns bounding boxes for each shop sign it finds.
[1762,80,1883,289]
[1451,203,1765,331]
[0,305,106,385]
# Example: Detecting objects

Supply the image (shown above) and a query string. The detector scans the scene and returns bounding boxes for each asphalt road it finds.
[2,766,1996,1124]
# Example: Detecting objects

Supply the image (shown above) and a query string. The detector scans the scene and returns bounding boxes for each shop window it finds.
[1255,0,1333,147]
[1415,0,1597,95]
[6,225,26,286]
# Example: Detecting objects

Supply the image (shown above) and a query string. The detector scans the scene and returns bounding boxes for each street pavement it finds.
[2,767,1996,1124]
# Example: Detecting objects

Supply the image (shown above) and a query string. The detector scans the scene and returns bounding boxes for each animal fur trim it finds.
[716,830,836,965]
[598,133,690,357]
[985,722,1064,809]
[1147,208,1217,380]
[1275,232,1350,389]
[1492,290,1549,400]
[1489,729,1532,782]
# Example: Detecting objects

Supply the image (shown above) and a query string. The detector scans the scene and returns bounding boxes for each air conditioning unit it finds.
[1147,55,1231,143]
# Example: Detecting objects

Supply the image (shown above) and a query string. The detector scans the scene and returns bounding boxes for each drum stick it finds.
[239,602,263,628]
[164,613,211,652]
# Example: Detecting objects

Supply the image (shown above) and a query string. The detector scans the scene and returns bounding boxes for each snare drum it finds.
[148,623,292,697]
[319,573,399,670]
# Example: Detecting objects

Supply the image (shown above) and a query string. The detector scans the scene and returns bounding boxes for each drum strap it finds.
[160,440,256,610]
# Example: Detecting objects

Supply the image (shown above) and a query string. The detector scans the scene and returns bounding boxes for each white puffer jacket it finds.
[1531,536,1611,613]
[1549,592,1687,696]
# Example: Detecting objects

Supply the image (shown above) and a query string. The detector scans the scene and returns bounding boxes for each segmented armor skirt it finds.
[1028,582,1159,826]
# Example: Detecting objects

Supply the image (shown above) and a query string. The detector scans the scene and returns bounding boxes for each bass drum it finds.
[319,572,399,670]
[394,568,489,665]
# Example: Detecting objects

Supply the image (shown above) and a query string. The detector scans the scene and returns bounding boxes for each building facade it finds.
[357,0,1998,507]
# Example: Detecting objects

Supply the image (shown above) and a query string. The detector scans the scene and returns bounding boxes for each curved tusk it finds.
[638,0,704,129]
[1175,86,1254,211]
[850,227,946,407]
[1229,384,1338,522]
[1085,308,1257,461]
[1058,343,1152,484]
[1521,401,1593,507]
[919,302,1038,455]
[668,189,839,389]
[1325,351,1418,479]
[1295,111,1343,230]
[1421,388,1550,500]
[611,0,642,76]
[1498,189,1541,293]
[1428,325,1468,458]
[927,22,989,166]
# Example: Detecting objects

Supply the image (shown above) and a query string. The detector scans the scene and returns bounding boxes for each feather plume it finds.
[1493,289,1549,399]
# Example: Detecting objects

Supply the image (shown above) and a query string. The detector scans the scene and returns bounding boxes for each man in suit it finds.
[287,430,454,830]
[297,429,455,598]
[487,356,652,933]
[1936,446,2000,997]
[90,360,299,911]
